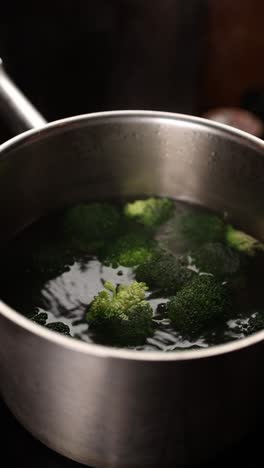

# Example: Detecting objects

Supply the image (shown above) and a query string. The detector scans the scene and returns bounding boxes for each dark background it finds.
[0,0,206,123]
[0,1,263,466]
[0,0,264,127]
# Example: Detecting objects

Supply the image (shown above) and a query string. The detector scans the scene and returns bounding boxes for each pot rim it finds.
[0,109,263,362]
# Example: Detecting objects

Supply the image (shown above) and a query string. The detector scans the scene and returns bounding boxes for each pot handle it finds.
[0,58,47,134]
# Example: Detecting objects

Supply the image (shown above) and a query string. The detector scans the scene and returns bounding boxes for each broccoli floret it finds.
[230,311,264,336]
[247,311,264,335]
[189,242,241,278]
[124,197,174,228]
[30,312,71,336]
[27,239,75,277]
[101,232,156,268]
[63,202,121,250]
[180,213,225,246]
[46,322,71,336]
[86,281,153,346]
[31,311,48,325]
[226,225,264,256]
[135,249,195,294]
[167,275,231,336]
[4,233,75,281]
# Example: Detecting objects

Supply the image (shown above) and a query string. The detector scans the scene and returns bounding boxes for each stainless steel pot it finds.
[0,59,263,468]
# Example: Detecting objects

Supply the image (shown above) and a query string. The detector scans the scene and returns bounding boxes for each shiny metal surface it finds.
[0,58,46,132]
[0,85,263,465]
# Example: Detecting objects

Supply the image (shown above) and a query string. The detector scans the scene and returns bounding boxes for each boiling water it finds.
[0,200,263,351]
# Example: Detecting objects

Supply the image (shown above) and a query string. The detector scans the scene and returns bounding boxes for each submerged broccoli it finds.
[247,311,264,335]
[4,232,75,281]
[101,232,156,268]
[135,249,195,294]
[189,242,241,278]
[86,281,153,346]
[30,312,71,336]
[26,239,75,278]
[167,275,231,336]
[226,225,264,256]
[46,322,71,336]
[124,197,174,228]
[230,311,264,336]
[180,213,225,246]
[63,202,121,251]
[31,311,48,326]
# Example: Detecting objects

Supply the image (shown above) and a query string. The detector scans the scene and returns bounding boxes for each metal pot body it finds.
[0,112,263,467]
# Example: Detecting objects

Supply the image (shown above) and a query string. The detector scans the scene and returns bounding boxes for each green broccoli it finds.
[101,232,156,268]
[46,322,71,336]
[135,249,195,294]
[189,242,241,278]
[31,311,48,325]
[167,275,231,336]
[225,225,264,256]
[230,311,264,336]
[3,232,75,281]
[27,239,75,277]
[63,202,121,251]
[180,212,225,246]
[30,311,71,336]
[86,281,153,346]
[124,197,174,228]
[247,311,264,335]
